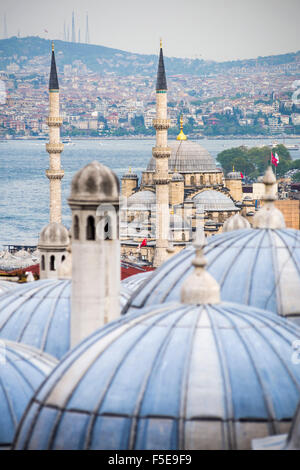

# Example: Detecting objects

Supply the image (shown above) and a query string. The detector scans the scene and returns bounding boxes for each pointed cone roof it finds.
[49,43,59,90]
[156,43,167,91]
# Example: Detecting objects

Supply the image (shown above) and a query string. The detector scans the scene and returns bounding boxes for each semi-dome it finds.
[123,228,300,322]
[0,340,57,449]
[127,190,155,209]
[13,301,300,450]
[38,222,69,249]
[69,161,119,204]
[147,140,219,173]
[192,190,239,212]
[0,279,137,359]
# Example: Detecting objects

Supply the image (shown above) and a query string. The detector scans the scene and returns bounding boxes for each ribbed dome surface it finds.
[192,190,239,212]
[0,280,16,294]
[0,340,57,449]
[13,302,300,450]
[123,228,300,321]
[121,272,151,292]
[147,140,219,173]
[0,280,135,359]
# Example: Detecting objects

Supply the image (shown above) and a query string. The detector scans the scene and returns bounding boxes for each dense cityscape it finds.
[1,36,300,139]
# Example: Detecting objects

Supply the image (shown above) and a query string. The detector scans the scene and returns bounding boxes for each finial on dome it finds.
[160,38,162,49]
[181,229,220,305]
[52,41,54,52]
[222,213,251,232]
[252,166,285,229]
[177,115,187,141]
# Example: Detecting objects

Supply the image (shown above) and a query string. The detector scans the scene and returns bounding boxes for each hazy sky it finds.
[1,0,300,61]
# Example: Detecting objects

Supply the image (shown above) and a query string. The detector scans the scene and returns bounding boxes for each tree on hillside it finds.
[217,145,292,179]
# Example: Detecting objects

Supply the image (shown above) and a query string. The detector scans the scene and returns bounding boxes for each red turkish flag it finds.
[140,238,147,247]
[240,172,244,179]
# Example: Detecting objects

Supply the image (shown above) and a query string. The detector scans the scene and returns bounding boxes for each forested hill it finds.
[0,36,299,77]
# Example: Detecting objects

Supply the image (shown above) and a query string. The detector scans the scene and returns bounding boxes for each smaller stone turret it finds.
[68,160,120,347]
[38,222,69,280]
[225,167,243,201]
[121,168,138,199]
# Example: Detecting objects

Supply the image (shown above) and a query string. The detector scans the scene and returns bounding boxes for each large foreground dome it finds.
[13,301,300,450]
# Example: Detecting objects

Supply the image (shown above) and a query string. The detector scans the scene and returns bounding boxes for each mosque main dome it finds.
[146,140,220,173]
[13,301,300,450]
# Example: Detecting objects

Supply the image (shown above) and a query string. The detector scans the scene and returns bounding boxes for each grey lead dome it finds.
[38,222,69,249]
[192,190,239,212]
[69,161,119,204]
[147,140,220,173]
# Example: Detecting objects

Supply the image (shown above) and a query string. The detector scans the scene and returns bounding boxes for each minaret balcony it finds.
[47,116,63,126]
[46,143,64,154]
[153,118,170,130]
[46,169,65,180]
[152,147,171,159]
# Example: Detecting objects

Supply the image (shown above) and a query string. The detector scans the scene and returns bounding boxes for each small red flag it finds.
[140,238,147,247]
[271,152,279,167]
[240,172,244,179]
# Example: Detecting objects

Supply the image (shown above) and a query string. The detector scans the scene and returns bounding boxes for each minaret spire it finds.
[46,42,64,223]
[156,40,167,91]
[152,40,171,267]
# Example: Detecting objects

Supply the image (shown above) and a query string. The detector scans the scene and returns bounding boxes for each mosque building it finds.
[1,42,300,451]
[120,44,242,266]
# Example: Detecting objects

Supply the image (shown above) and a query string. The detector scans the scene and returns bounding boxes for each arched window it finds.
[50,255,55,271]
[41,255,45,271]
[74,215,80,240]
[61,255,65,262]
[191,176,195,186]
[182,233,186,241]
[86,216,96,240]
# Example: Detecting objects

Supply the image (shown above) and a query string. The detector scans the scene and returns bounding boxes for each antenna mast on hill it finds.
[71,10,76,43]
[85,12,90,44]
[78,28,81,43]
[63,21,66,41]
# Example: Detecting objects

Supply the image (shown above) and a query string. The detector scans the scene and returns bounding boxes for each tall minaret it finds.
[152,40,171,267]
[46,43,64,223]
